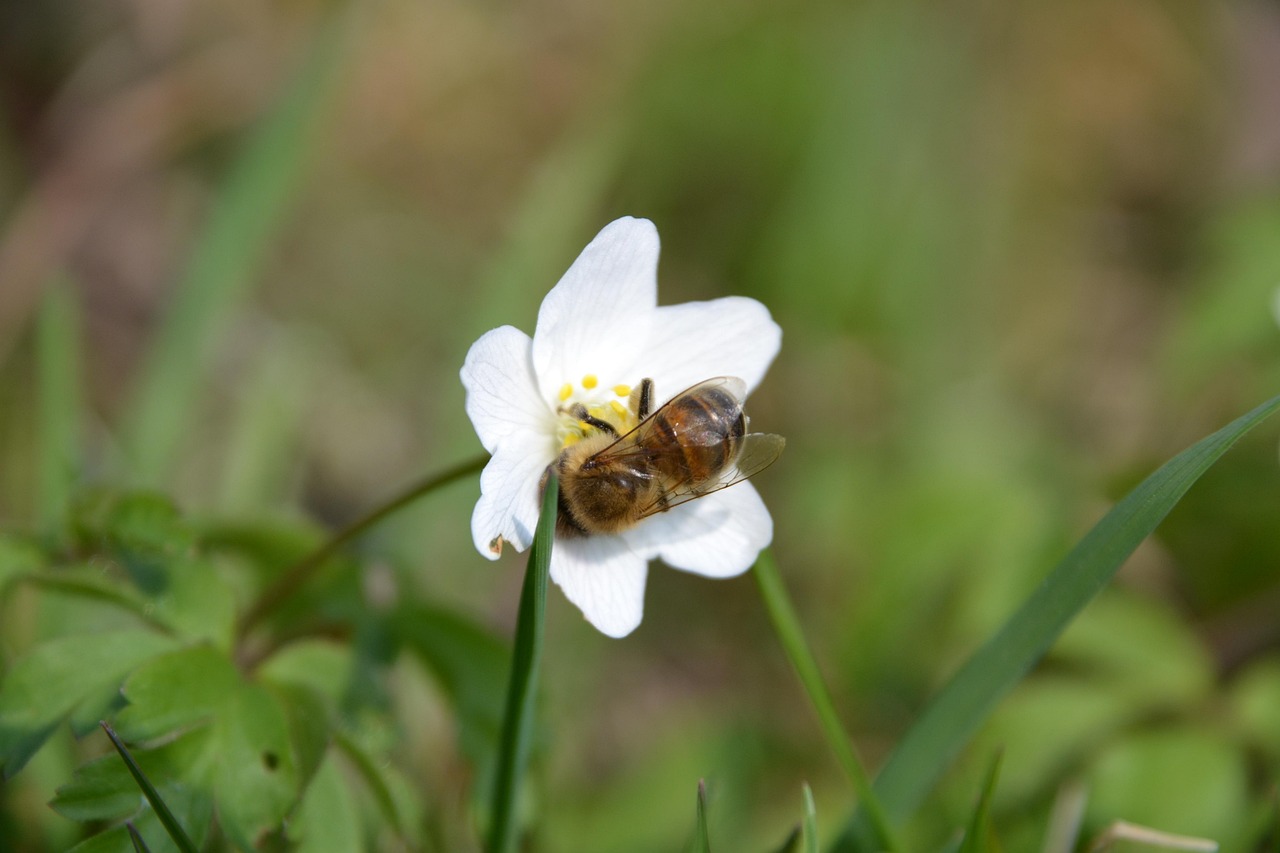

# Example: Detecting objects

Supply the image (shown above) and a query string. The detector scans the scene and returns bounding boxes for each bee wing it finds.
[634,431,786,519]
[588,376,749,463]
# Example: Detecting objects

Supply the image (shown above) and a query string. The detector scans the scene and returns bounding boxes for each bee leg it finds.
[630,378,654,420]
[570,403,619,438]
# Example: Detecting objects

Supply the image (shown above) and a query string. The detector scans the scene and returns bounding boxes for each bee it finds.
[550,376,785,537]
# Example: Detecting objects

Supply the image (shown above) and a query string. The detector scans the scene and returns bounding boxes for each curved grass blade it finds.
[100,722,197,853]
[36,280,81,535]
[754,550,901,852]
[836,392,1280,850]
[957,751,1002,853]
[803,783,819,853]
[126,823,152,853]
[692,779,711,853]
[486,474,558,853]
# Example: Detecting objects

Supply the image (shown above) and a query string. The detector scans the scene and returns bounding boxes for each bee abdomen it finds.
[647,386,745,484]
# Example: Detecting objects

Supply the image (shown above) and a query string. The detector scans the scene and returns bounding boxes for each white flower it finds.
[460,217,781,638]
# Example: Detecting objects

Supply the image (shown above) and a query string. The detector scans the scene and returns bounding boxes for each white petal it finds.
[549,535,649,637]
[461,325,554,453]
[626,482,773,578]
[531,218,659,399]
[470,437,553,559]
[644,297,781,400]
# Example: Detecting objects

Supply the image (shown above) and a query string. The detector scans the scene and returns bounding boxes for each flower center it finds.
[554,373,639,449]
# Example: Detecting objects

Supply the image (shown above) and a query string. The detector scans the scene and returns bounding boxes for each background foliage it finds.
[1,0,1279,850]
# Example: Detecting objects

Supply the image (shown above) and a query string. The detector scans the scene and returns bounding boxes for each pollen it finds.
[558,383,573,402]
[613,384,631,397]
[578,420,591,431]
[609,400,628,418]
[582,374,598,389]
[562,433,581,447]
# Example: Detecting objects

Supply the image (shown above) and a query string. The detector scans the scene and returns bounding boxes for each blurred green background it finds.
[2,0,1280,849]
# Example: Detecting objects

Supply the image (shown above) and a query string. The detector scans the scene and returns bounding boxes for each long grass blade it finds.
[36,279,81,534]
[126,822,153,853]
[753,550,901,852]
[836,392,1280,849]
[100,722,197,853]
[486,474,558,853]
[957,751,1002,853]
[124,15,348,485]
[803,783,819,853]
[693,779,711,853]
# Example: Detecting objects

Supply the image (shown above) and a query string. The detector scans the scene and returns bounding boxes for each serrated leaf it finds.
[115,646,240,742]
[53,729,213,824]
[0,630,177,776]
[108,645,305,847]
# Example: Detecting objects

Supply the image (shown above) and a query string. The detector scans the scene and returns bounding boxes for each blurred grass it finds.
[1,0,1279,850]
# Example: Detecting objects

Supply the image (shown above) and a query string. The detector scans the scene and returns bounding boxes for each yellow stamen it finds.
[558,383,573,402]
[613,384,631,397]
[609,400,628,418]
[582,374,598,389]
[562,433,581,447]
[578,420,591,432]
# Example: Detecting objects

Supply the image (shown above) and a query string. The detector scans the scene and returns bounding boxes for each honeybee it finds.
[550,376,785,537]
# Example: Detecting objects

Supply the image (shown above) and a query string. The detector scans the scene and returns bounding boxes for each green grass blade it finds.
[693,779,711,853]
[754,550,901,852]
[126,823,152,853]
[36,279,81,534]
[803,783,819,853]
[99,722,197,853]
[836,392,1280,849]
[485,474,558,853]
[957,751,1002,853]
[124,16,348,485]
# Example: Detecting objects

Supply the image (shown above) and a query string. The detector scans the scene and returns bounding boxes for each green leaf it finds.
[114,646,240,742]
[486,473,557,853]
[288,751,362,853]
[111,645,304,847]
[837,392,1280,849]
[269,683,330,793]
[0,534,47,594]
[257,639,352,703]
[392,601,509,766]
[152,559,236,648]
[1085,726,1248,848]
[957,752,1001,853]
[123,12,350,486]
[52,733,208,823]
[56,731,215,852]
[0,630,177,776]
[693,779,712,853]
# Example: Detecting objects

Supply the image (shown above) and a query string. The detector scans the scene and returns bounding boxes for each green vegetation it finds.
[2,1,1279,850]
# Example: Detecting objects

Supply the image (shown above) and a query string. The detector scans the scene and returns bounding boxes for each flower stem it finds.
[753,549,902,853]
[236,453,488,640]
[487,473,558,853]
